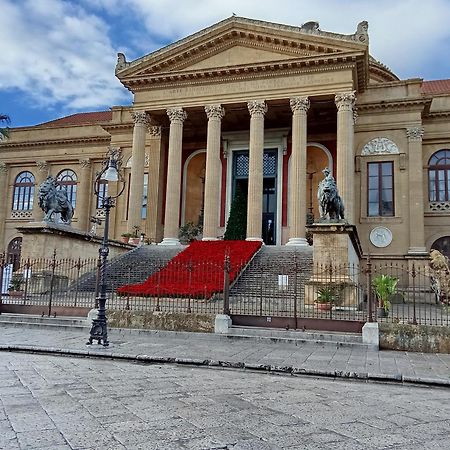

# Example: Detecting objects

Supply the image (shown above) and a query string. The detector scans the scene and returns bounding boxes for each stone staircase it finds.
[73,245,185,292]
[230,245,313,301]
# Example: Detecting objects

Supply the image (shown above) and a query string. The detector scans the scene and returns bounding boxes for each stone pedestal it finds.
[305,223,363,308]
[16,222,133,261]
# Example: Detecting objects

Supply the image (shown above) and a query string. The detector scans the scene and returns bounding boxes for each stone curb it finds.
[1,344,449,388]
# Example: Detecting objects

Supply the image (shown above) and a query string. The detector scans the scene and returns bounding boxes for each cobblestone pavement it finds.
[0,325,450,386]
[1,351,450,450]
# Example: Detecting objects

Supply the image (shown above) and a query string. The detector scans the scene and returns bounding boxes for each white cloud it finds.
[126,0,450,79]
[1,0,449,122]
[0,0,130,111]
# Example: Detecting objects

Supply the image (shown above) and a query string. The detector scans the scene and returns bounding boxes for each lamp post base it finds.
[87,318,109,347]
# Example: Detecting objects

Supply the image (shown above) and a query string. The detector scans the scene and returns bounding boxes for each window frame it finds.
[428,150,450,202]
[12,171,35,211]
[367,161,394,217]
[56,169,77,208]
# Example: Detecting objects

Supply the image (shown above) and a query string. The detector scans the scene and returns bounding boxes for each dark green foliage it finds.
[224,187,247,240]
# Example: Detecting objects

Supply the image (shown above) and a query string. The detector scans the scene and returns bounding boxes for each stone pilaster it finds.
[145,126,164,243]
[406,126,426,254]
[203,104,225,240]
[161,107,187,245]
[246,100,267,242]
[287,97,310,246]
[76,158,92,232]
[335,91,356,224]
[33,160,49,222]
[0,162,8,250]
[128,111,149,233]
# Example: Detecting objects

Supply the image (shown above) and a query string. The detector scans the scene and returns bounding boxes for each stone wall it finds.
[380,323,450,353]
[108,310,215,333]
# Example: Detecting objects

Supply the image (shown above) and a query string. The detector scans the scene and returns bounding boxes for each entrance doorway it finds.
[232,149,277,245]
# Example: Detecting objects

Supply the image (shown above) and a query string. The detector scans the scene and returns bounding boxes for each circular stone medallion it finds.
[370,227,393,248]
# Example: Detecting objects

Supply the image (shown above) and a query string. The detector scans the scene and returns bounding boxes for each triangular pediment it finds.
[117,16,369,86]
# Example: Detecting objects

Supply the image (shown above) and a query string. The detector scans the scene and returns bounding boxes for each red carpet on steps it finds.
[117,240,262,298]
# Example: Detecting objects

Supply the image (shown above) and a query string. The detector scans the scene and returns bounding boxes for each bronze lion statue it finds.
[38,176,74,224]
[318,168,345,221]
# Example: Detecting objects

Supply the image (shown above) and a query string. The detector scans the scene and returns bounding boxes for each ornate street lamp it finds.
[87,148,124,347]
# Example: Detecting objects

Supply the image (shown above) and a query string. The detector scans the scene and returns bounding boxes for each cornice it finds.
[101,123,134,133]
[116,17,368,76]
[0,135,110,149]
[123,56,362,92]
[357,98,431,113]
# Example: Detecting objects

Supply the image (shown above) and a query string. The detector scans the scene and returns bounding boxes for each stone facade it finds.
[1,16,450,264]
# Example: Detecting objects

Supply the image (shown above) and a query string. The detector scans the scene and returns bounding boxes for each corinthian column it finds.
[203,104,225,241]
[287,97,310,246]
[246,100,267,241]
[0,162,8,249]
[128,111,149,233]
[33,160,49,222]
[161,107,187,245]
[76,158,92,231]
[335,91,356,224]
[406,127,426,254]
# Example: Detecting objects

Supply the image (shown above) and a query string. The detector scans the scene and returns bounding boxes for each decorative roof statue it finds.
[38,175,74,224]
[317,167,345,222]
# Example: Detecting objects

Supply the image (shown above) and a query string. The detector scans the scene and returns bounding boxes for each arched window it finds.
[428,150,450,202]
[12,171,35,210]
[57,169,77,208]
[431,236,450,260]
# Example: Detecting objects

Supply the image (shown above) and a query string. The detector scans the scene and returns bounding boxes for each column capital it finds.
[406,127,424,141]
[167,107,187,123]
[79,158,91,169]
[131,111,150,126]
[0,161,8,174]
[205,104,225,120]
[335,91,356,112]
[36,160,49,172]
[290,97,310,113]
[247,100,267,117]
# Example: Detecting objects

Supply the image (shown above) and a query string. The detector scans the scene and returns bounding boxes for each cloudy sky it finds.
[2,0,450,127]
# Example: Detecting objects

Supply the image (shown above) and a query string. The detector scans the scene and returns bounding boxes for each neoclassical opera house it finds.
[1,16,450,263]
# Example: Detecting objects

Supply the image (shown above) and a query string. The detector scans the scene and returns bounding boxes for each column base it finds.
[202,237,219,241]
[246,237,264,242]
[160,238,182,246]
[286,237,309,246]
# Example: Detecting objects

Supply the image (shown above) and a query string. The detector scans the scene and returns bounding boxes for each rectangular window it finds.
[126,173,148,220]
[367,162,394,217]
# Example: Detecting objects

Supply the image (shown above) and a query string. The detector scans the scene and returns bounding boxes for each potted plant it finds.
[314,286,336,311]
[129,226,141,245]
[120,232,132,243]
[372,274,398,318]
[8,275,24,298]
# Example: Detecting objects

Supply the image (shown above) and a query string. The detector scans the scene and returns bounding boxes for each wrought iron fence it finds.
[1,252,449,328]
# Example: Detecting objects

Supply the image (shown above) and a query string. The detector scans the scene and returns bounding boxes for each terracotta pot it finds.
[316,302,332,311]
[8,291,24,298]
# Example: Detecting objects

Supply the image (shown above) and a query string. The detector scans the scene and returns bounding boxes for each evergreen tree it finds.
[224,186,247,240]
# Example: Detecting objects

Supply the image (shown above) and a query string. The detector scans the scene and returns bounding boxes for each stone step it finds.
[228,326,363,343]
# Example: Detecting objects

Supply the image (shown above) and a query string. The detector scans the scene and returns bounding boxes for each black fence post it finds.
[366,254,373,323]
[0,252,4,315]
[223,253,230,316]
[48,249,57,317]
[412,263,417,325]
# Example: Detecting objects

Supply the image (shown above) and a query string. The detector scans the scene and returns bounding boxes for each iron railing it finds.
[0,252,449,328]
